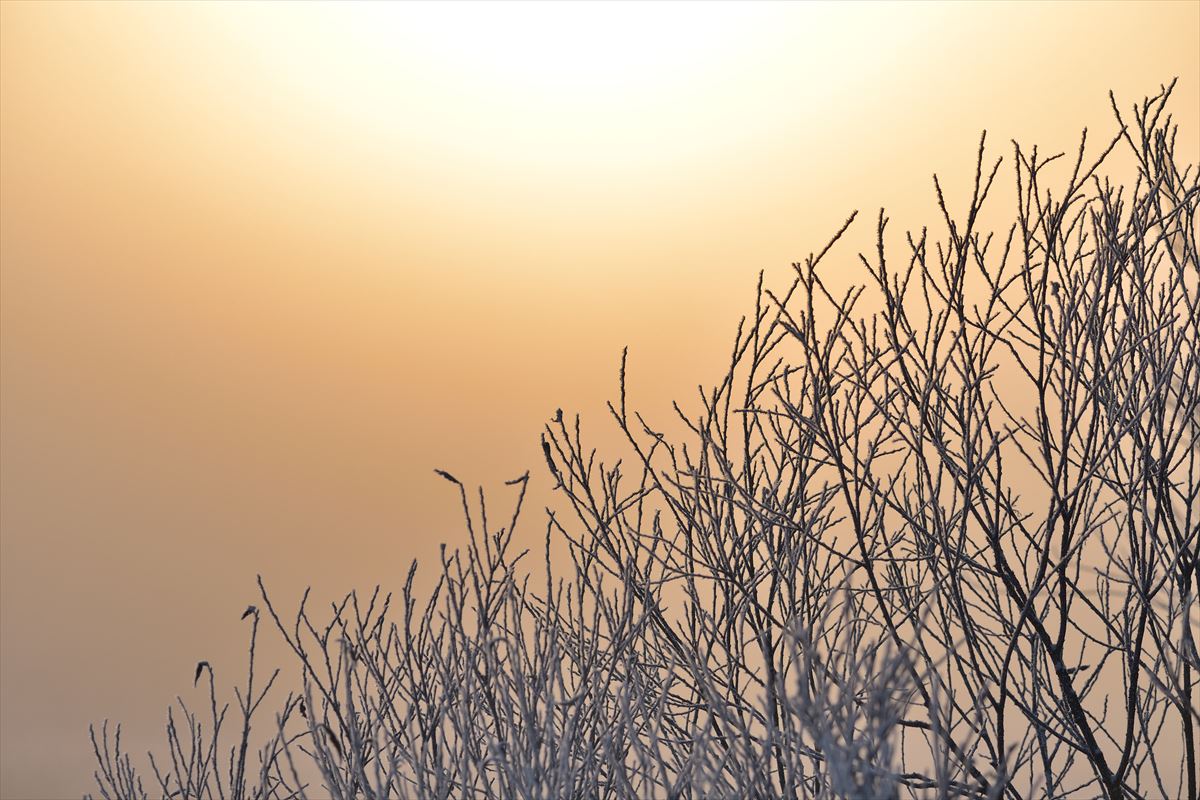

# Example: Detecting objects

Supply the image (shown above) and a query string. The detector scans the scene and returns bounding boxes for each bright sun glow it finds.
[352,2,748,99]
[195,1,893,176]
[291,2,774,102]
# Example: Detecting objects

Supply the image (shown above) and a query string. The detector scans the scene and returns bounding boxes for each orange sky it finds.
[1,1,1197,796]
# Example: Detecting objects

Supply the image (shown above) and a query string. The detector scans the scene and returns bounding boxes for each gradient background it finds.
[1,2,1197,796]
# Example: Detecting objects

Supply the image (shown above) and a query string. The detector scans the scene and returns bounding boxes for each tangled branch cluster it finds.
[91,85,1198,800]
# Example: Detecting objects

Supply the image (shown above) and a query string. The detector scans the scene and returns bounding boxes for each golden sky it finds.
[1,1,1197,795]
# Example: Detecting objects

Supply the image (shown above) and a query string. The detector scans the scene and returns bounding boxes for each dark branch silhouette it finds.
[90,84,1199,800]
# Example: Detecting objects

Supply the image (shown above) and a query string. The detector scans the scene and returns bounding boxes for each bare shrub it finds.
[90,84,1198,800]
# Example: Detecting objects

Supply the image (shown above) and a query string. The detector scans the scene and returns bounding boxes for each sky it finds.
[1,1,1197,796]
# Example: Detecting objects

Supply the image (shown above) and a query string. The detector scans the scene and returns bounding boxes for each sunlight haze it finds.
[1,1,1197,795]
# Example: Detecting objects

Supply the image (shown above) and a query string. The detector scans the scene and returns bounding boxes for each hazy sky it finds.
[1,1,1197,796]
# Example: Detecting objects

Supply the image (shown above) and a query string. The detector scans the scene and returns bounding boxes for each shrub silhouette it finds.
[90,84,1198,800]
